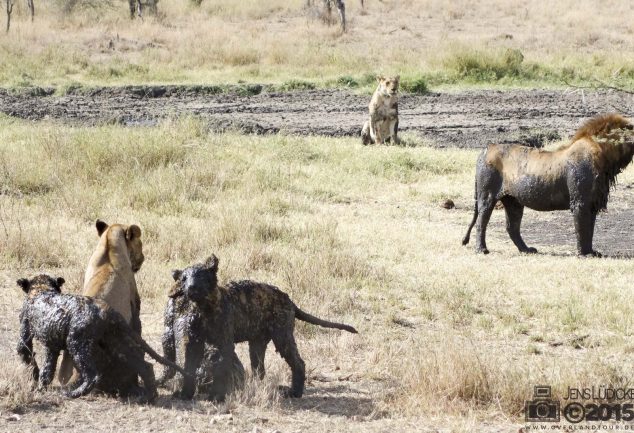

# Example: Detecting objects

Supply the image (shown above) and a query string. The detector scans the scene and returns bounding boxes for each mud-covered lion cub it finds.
[16,274,188,402]
[161,255,358,400]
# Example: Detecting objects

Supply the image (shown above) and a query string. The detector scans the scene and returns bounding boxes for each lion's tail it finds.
[295,307,358,334]
[117,321,192,379]
[462,177,478,246]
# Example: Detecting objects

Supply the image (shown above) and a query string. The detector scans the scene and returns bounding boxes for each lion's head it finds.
[96,220,145,272]
[17,274,65,297]
[377,75,400,97]
[170,255,219,302]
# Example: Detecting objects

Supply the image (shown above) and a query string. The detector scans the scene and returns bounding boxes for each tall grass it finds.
[0,0,633,89]
[2,118,634,423]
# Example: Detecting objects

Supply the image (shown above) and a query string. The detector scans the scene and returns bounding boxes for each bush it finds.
[401,77,429,94]
[336,75,359,88]
[443,47,527,81]
[277,80,316,91]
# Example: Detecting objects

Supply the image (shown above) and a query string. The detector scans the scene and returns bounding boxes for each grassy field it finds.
[1,0,633,90]
[1,116,634,431]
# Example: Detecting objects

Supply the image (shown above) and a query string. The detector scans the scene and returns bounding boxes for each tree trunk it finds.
[27,0,34,22]
[6,0,14,33]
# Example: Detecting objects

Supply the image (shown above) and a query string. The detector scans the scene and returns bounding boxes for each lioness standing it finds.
[361,75,400,145]
[58,220,145,386]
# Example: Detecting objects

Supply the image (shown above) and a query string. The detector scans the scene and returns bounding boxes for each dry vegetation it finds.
[1,116,634,431]
[0,0,633,89]
[1,1,634,431]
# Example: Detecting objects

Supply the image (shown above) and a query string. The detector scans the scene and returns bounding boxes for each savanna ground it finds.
[1,1,634,432]
[2,118,634,432]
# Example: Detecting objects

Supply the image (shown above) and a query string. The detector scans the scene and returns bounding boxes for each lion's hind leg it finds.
[473,155,503,254]
[501,196,537,254]
[361,121,373,145]
[475,196,496,254]
[66,340,100,398]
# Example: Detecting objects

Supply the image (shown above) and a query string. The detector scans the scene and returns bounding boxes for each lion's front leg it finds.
[158,298,176,386]
[17,318,39,383]
[573,207,601,257]
[389,118,399,145]
[370,117,383,144]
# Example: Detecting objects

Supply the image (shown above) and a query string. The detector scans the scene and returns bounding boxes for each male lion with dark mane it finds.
[463,113,634,256]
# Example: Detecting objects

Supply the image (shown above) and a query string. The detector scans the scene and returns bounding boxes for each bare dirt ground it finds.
[1,87,632,148]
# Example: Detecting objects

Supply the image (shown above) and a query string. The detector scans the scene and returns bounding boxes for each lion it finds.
[17,274,189,402]
[462,113,634,256]
[164,255,357,400]
[158,291,246,399]
[361,75,400,145]
[58,219,145,385]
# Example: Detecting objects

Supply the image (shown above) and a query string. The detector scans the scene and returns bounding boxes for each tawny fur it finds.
[361,75,400,145]
[58,220,145,385]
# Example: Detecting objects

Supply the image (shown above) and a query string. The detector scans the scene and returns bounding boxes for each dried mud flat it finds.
[1,86,633,148]
[478,186,634,258]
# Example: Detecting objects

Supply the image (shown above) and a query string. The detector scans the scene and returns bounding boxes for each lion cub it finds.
[17,274,188,402]
[361,75,400,145]
[163,255,358,400]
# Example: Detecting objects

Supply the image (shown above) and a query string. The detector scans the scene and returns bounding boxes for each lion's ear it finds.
[96,220,108,236]
[126,225,142,241]
[205,255,219,272]
[376,75,385,83]
[168,287,183,298]
[167,282,183,298]
[171,269,183,281]
[54,277,65,292]
[395,75,400,82]
[17,278,30,293]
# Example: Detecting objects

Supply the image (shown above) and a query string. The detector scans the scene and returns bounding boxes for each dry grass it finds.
[0,0,633,88]
[1,117,634,431]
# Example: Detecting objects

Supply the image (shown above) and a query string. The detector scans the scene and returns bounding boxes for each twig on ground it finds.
[563,78,634,95]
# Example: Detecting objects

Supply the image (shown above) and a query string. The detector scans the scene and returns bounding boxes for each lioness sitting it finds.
[58,219,145,385]
[463,113,634,256]
[164,255,358,400]
[361,75,400,145]
[17,274,188,402]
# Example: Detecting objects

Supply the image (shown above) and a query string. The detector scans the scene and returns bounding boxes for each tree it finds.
[5,0,14,32]
[26,0,33,21]
[306,0,353,32]
[129,0,158,19]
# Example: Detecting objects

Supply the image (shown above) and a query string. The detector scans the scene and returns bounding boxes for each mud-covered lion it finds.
[16,274,188,402]
[58,220,145,385]
[463,113,634,256]
[164,255,357,400]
